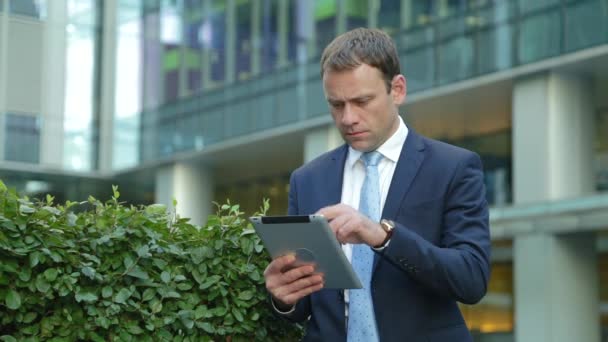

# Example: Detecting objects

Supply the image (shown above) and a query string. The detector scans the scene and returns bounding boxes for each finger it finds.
[317,204,348,220]
[264,254,296,276]
[328,214,349,241]
[280,282,325,305]
[280,264,317,284]
[273,274,325,304]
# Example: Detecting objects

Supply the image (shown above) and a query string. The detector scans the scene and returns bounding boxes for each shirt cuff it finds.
[372,238,391,251]
[271,297,296,315]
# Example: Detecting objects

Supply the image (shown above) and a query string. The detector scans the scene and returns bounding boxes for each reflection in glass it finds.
[185,0,204,93]
[261,0,279,73]
[315,0,336,57]
[565,0,608,52]
[345,0,366,31]
[207,0,226,85]
[518,10,560,64]
[114,4,142,170]
[161,0,182,102]
[9,0,45,19]
[438,36,474,84]
[236,0,252,80]
[63,0,97,171]
[377,0,399,34]
[4,113,40,164]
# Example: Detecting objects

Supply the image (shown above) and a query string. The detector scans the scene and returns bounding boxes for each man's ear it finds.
[391,74,407,105]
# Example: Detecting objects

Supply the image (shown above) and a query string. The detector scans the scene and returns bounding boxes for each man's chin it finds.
[347,140,374,152]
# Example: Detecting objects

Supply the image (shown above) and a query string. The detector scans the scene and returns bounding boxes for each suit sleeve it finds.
[380,152,491,304]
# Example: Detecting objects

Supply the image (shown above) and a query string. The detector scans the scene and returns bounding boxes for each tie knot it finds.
[361,151,383,167]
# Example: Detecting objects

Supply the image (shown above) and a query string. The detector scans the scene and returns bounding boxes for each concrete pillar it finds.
[40,0,67,167]
[512,72,599,342]
[155,162,214,226]
[98,0,118,172]
[304,124,343,163]
[0,0,8,160]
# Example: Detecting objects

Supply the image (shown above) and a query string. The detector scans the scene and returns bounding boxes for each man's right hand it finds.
[264,254,325,309]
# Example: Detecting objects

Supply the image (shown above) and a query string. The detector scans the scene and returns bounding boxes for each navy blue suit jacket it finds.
[283,130,491,342]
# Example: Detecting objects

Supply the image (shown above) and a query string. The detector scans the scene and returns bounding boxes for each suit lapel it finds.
[373,130,426,269]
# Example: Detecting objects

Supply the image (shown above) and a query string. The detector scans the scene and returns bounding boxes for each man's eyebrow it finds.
[327,94,374,102]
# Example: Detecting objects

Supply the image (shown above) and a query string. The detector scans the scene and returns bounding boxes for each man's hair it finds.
[320,28,401,91]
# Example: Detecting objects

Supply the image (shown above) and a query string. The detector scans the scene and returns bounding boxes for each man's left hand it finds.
[317,204,386,247]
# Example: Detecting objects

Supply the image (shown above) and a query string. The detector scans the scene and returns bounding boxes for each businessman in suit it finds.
[263,28,491,341]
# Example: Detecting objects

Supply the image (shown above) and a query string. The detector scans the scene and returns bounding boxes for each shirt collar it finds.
[346,116,409,168]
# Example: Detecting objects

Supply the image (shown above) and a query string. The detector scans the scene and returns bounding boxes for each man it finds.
[264,28,491,341]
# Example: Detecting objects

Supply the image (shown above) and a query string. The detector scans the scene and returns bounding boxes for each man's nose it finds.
[341,104,358,125]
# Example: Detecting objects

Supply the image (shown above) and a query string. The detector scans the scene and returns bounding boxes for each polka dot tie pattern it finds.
[347,151,382,342]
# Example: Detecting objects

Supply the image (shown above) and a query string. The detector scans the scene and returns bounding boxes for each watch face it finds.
[381,219,395,232]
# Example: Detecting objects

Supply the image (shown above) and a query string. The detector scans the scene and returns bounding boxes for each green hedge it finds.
[0,182,301,341]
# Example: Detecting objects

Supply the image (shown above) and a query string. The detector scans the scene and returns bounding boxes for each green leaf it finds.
[5,290,21,310]
[35,276,51,293]
[18,268,32,282]
[44,268,59,282]
[81,266,96,279]
[29,252,40,267]
[127,324,143,335]
[126,267,149,280]
[23,312,37,323]
[150,299,163,313]
[160,271,171,283]
[19,204,35,214]
[238,291,254,301]
[0,336,17,342]
[198,322,215,334]
[136,245,150,258]
[101,286,113,298]
[114,288,131,304]
[142,288,155,301]
[75,292,98,303]
[232,308,244,322]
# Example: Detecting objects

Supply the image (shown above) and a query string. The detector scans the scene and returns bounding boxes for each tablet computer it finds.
[249,215,362,289]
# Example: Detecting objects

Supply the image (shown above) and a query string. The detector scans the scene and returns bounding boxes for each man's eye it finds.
[330,102,344,109]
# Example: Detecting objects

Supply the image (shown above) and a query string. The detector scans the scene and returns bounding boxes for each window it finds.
[4,113,40,164]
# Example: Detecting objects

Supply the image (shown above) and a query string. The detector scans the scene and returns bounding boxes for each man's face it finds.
[322,64,406,152]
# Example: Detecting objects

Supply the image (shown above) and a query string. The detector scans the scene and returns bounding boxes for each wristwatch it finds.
[375,219,396,248]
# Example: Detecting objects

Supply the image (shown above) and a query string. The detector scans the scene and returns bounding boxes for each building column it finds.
[304,124,343,163]
[98,0,118,172]
[40,0,68,167]
[512,72,599,342]
[155,162,214,226]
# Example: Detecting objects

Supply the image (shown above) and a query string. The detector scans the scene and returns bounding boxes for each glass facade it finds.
[4,113,40,164]
[8,0,46,19]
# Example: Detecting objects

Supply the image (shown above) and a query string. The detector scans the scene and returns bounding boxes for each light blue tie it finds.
[348,151,382,342]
